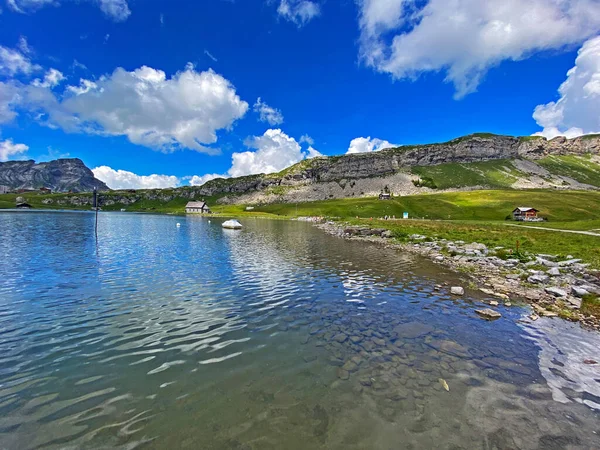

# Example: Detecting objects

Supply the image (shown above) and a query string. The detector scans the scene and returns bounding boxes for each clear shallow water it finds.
[0,211,599,449]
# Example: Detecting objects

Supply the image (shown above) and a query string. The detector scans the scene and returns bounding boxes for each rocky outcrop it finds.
[0,159,109,193]
[195,134,600,203]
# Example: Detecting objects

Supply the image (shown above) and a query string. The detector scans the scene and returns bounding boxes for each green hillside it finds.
[537,155,600,187]
[411,159,521,189]
[239,190,600,222]
[410,155,600,190]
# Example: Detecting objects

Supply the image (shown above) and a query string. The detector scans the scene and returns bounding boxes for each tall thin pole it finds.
[93,188,99,239]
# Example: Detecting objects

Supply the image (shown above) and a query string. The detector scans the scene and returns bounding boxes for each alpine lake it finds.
[0,211,599,449]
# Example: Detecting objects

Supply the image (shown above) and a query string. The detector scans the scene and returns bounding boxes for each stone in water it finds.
[439,378,450,391]
[475,309,501,320]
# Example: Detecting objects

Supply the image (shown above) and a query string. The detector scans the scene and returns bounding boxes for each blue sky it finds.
[1,0,599,189]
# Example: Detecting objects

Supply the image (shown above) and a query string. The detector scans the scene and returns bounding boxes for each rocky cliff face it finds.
[0,159,109,193]
[195,134,600,201]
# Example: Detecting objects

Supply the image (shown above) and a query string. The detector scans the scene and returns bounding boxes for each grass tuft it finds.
[581,294,600,316]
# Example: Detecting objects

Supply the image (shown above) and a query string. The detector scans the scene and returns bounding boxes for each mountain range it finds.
[1,134,599,205]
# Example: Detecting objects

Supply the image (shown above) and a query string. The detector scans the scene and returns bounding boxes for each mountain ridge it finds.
[194,133,600,204]
[0,158,109,193]
[2,133,599,207]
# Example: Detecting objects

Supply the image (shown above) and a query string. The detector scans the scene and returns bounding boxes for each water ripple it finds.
[1,212,599,449]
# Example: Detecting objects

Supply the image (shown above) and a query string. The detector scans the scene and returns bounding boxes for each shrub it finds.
[393,230,409,240]
[413,177,438,189]
[495,249,511,260]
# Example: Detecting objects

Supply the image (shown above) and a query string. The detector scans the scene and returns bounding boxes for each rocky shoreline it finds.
[316,221,600,330]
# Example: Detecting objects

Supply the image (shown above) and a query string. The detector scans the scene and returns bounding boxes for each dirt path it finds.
[504,224,600,237]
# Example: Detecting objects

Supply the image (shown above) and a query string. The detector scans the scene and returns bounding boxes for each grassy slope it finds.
[248,190,600,222]
[536,155,600,187]
[411,155,600,190]
[0,193,88,210]
[411,159,523,189]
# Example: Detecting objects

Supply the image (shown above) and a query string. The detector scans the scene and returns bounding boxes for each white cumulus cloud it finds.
[277,0,320,27]
[32,68,65,88]
[347,136,395,154]
[306,146,323,158]
[7,0,131,21]
[358,0,600,98]
[0,138,29,161]
[230,129,306,177]
[188,173,224,186]
[533,36,600,139]
[24,65,248,154]
[188,130,323,185]
[253,97,284,126]
[0,42,40,76]
[94,130,321,189]
[91,167,232,189]
[92,166,180,190]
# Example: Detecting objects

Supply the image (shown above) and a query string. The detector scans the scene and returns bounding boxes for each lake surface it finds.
[1,211,599,449]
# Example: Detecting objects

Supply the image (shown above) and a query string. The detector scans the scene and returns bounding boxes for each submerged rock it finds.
[393,322,435,339]
[428,339,469,358]
[349,335,362,344]
[336,368,350,380]
[342,359,359,372]
[332,333,348,343]
[475,309,502,320]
